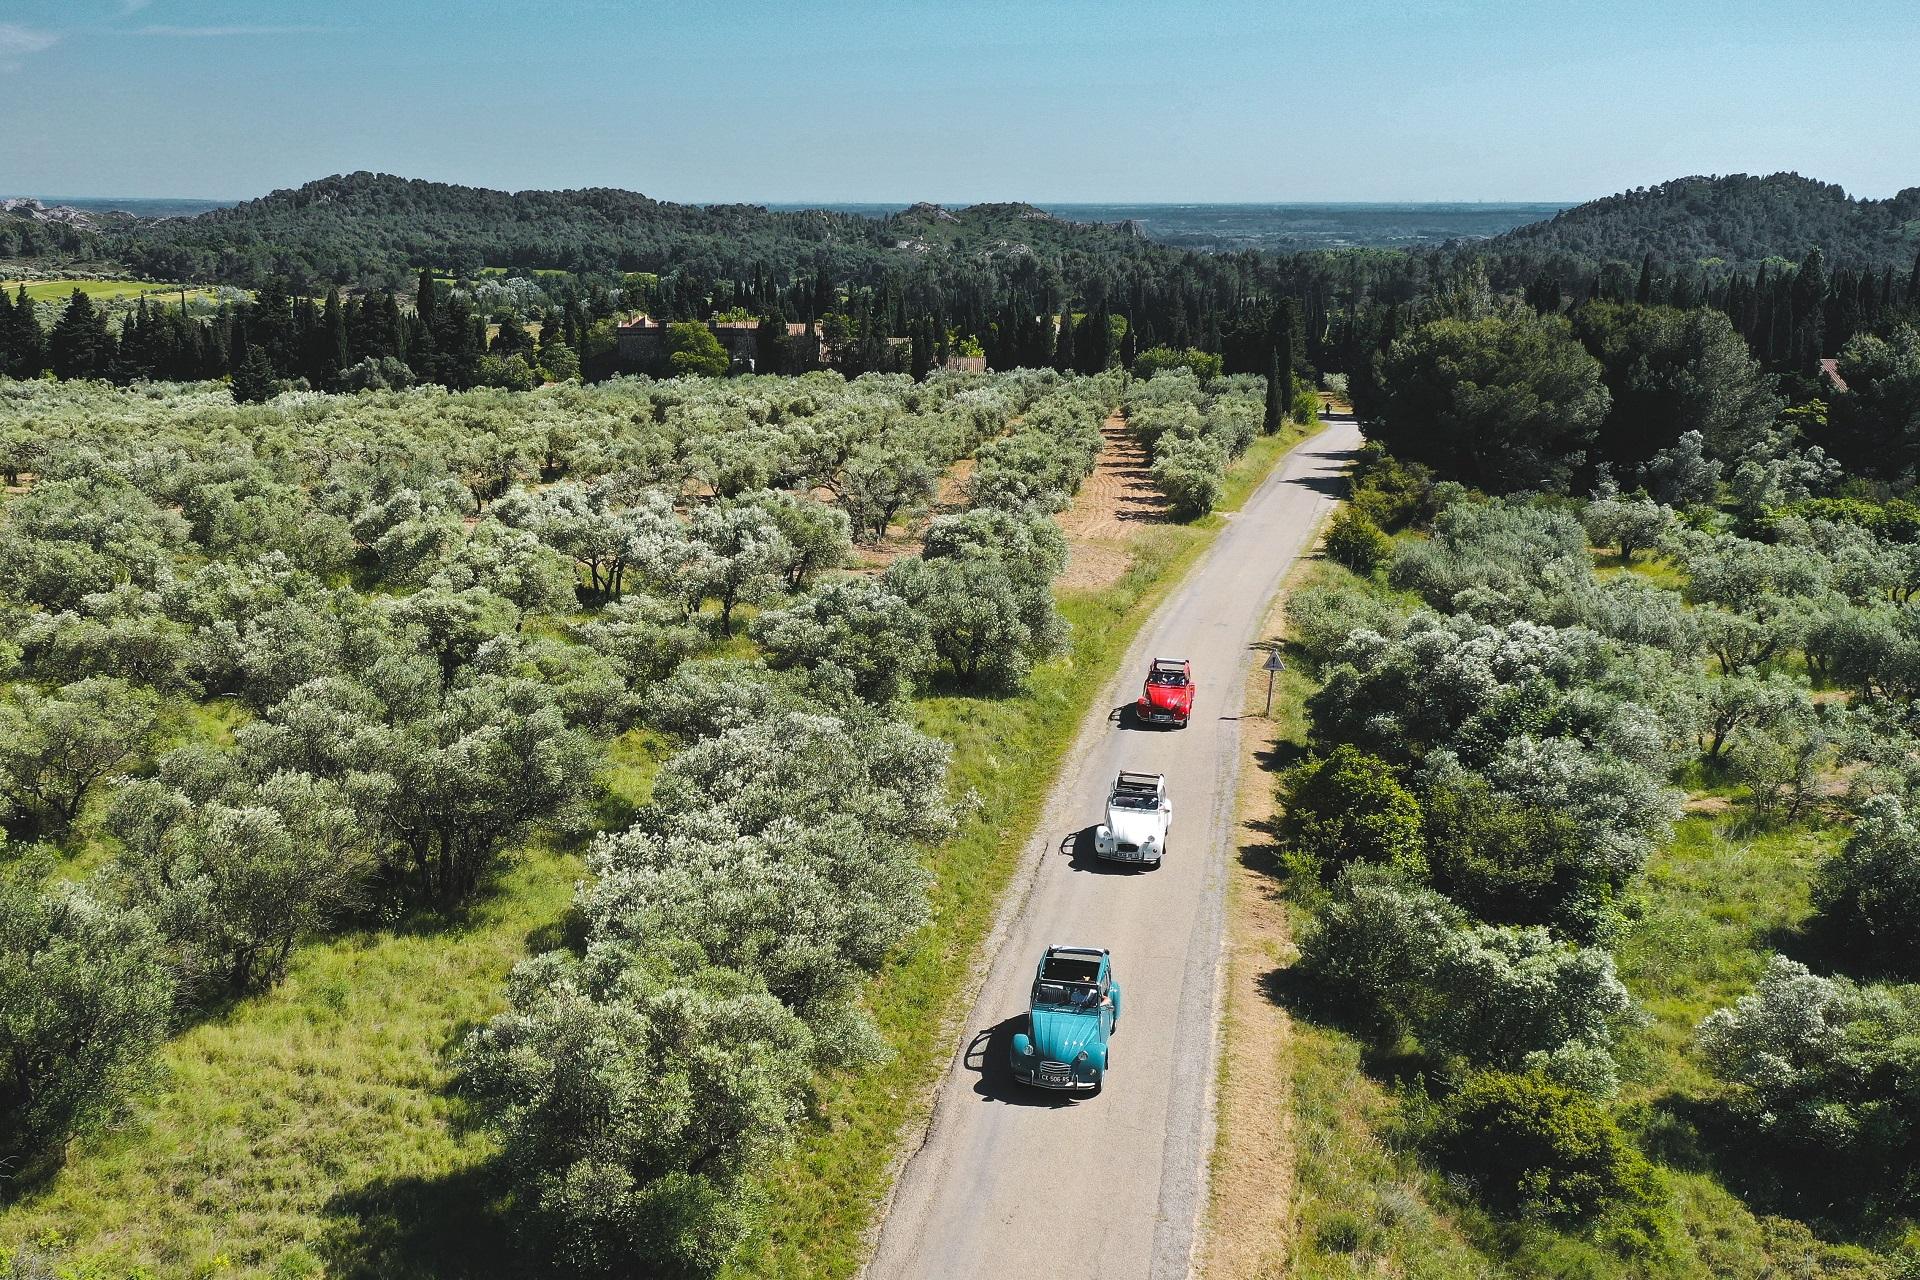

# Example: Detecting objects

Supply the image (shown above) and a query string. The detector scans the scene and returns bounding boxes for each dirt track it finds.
[1055,412,1169,589]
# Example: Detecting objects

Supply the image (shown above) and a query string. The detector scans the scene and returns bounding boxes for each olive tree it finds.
[458,947,812,1278]
[0,677,157,838]
[0,864,174,1180]
[106,766,372,995]
[751,576,933,705]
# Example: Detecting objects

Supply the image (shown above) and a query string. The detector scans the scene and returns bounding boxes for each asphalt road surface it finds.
[865,418,1363,1280]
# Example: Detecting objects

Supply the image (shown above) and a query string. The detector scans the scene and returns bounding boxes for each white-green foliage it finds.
[1811,795,1920,971]
[1308,612,1679,884]
[0,676,157,838]
[1127,368,1262,518]
[0,863,175,1176]
[1581,478,1673,562]
[1699,956,1920,1156]
[751,577,933,706]
[0,368,1111,1257]
[106,762,371,994]
[457,945,814,1278]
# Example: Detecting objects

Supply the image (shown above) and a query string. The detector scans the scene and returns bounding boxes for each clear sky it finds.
[3,0,1915,205]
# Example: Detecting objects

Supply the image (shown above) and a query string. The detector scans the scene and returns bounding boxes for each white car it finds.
[1094,770,1170,866]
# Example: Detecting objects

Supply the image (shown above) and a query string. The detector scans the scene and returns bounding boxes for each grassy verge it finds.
[729,418,1319,1280]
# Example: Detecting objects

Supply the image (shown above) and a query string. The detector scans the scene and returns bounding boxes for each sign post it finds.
[1262,651,1286,717]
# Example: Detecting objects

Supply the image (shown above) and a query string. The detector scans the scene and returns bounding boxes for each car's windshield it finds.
[1110,791,1158,810]
[1150,670,1188,686]
[1033,981,1102,1010]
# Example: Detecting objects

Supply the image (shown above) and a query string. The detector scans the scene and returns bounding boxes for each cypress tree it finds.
[1635,252,1655,305]
[1053,305,1075,372]
[0,288,15,377]
[1264,347,1286,435]
[1273,299,1297,397]
[1910,250,1920,307]
[415,269,438,346]
[322,287,348,385]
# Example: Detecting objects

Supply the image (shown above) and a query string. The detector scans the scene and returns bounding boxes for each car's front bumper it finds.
[1011,1058,1101,1091]
[1094,842,1160,865]
[1136,705,1188,725]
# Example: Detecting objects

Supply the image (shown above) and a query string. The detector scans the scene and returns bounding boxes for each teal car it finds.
[1010,945,1121,1093]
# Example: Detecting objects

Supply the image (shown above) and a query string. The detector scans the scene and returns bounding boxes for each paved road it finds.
[865,418,1362,1280]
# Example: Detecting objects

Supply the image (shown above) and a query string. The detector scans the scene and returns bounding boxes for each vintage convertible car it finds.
[1094,769,1170,865]
[1010,945,1121,1093]
[1136,657,1193,727]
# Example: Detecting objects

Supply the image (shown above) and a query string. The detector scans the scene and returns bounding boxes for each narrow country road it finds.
[864,418,1363,1280]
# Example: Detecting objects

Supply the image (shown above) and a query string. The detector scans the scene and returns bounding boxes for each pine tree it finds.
[231,345,278,403]
[48,290,114,380]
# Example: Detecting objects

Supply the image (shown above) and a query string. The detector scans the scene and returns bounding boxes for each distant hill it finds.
[0,198,112,261]
[111,172,1173,290]
[1486,173,1920,271]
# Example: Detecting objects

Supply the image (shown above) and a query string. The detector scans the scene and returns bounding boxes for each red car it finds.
[1135,657,1193,728]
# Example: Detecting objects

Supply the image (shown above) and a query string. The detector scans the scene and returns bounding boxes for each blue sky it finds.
[3,0,1915,204]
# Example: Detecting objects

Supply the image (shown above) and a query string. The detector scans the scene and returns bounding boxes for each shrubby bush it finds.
[1698,956,1920,1208]
[1301,867,1636,1092]
[1422,770,1614,942]
[1322,508,1394,575]
[1430,1071,1657,1224]
[0,860,174,1180]
[1283,580,1408,666]
[1347,443,1434,530]
[1812,795,1920,973]
[1390,499,1594,615]
[1307,611,1679,885]
[1279,746,1426,877]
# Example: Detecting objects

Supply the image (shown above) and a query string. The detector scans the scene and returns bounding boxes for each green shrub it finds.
[1813,794,1920,974]
[1348,447,1434,530]
[1280,745,1425,876]
[1431,1071,1656,1224]
[1323,508,1394,575]
[1132,346,1221,380]
[1423,772,1614,941]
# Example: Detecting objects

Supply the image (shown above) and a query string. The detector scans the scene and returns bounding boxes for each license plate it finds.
[1040,1068,1069,1085]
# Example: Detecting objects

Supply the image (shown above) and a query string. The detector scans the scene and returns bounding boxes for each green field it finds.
[1,278,219,305]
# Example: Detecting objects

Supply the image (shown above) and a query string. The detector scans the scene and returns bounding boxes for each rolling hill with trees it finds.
[1487,172,1920,271]
[111,172,1168,292]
